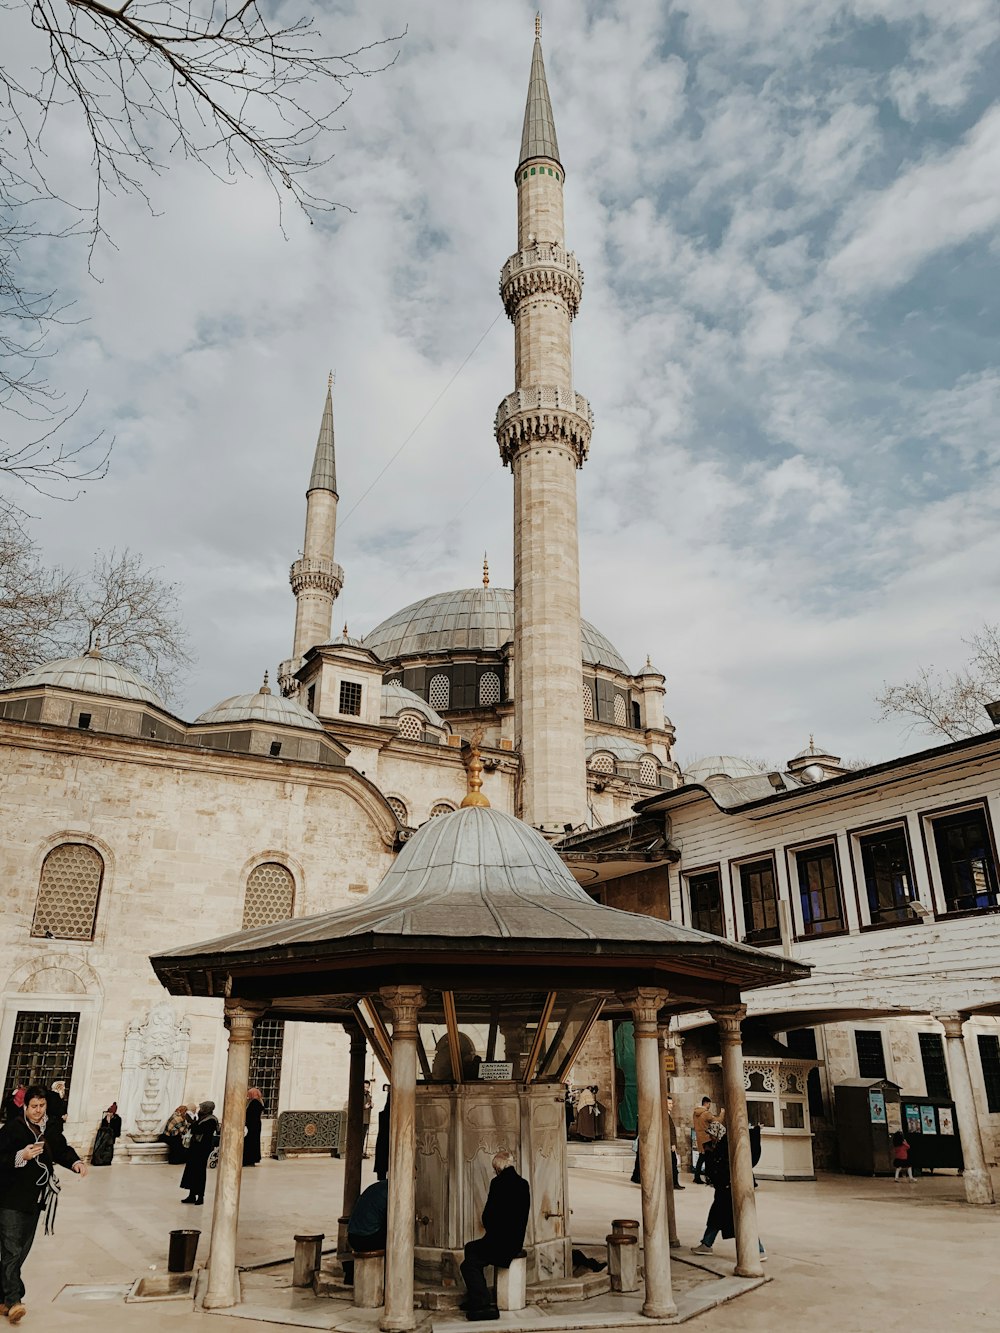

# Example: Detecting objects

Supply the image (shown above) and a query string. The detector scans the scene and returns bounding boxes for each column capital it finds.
[223,999,269,1041]
[379,985,427,1036]
[619,987,669,1029]
[711,1004,747,1042]
[936,1013,968,1039]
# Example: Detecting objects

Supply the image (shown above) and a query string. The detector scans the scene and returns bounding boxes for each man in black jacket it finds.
[0,1086,88,1324]
[460,1150,530,1322]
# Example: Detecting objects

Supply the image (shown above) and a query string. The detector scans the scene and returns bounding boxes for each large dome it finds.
[9,651,164,707]
[363,587,630,674]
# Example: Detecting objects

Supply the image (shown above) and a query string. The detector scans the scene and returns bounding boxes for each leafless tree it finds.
[875,625,1000,741]
[0,517,192,699]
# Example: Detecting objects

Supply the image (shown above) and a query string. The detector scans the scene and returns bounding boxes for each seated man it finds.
[343,1178,388,1286]
[460,1150,530,1322]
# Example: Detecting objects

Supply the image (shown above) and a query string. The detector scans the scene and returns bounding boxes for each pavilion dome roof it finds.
[9,650,164,707]
[683,754,761,783]
[363,587,630,674]
[585,734,646,761]
[380,681,445,727]
[195,680,323,730]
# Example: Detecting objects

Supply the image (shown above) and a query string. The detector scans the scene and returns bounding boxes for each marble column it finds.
[713,1005,763,1278]
[341,1023,368,1247]
[657,1024,679,1248]
[622,988,675,1319]
[204,999,268,1310]
[938,1014,996,1205]
[379,985,426,1332]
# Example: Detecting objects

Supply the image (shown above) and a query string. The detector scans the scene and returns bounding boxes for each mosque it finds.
[0,27,998,1205]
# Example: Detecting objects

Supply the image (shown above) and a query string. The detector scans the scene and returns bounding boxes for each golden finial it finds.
[535,11,541,38]
[482,552,490,587]
[260,671,271,695]
[461,727,491,808]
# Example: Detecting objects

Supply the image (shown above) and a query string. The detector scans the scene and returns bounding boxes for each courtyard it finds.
[22,1157,998,1332]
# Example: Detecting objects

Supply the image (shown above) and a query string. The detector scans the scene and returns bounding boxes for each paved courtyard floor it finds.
[15,1156,999,1332]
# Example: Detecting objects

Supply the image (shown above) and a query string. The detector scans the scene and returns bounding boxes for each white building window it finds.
[479,672,501,706]
[243,862,295,929]
[430,802,455,818]
[32,844,103,941]
[429,674,450,711]
[613,695,627,727]
[583,685,594,719]
[397,713,423,741]
[639,756,657,786]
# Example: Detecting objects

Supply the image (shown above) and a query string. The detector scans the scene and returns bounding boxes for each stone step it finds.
[566,1140,636,1174]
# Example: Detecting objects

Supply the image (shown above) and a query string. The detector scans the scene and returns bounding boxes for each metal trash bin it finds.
[168,1228,201,1273]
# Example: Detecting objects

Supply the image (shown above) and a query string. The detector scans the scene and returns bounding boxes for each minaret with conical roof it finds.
[278,376,345,696]
[496,20,591,830]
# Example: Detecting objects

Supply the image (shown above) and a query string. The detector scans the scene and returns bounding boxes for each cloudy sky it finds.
[7,0,1000,768]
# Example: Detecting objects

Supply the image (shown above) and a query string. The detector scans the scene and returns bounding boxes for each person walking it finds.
[667,1095,685,1190]
[460,1149,530,1322]
[90,1104,121,1166]
[44,1083,67,1125]
[691,1121,766,1260]
[892,1131,914,1181]
[0,1084,88,1324]
[243,1089,264,1167]
[691,1096,718,1183]
[179,1101,218,1205]
[163,1106,189,1165]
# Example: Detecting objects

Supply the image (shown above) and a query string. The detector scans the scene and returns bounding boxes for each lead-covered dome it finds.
[380,681,445,728]
[9,651,164,707]
[683,755,761,783]
[363,587,629,673]
[196,683,323,730]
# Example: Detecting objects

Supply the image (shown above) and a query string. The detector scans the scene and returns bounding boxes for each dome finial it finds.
[343,622,349,637]
[535,11,541,39]
[87,634,102,660]
[461,727,491,808]
[259,671,272,696]
[483,552,490,587]
[328,369,335,390]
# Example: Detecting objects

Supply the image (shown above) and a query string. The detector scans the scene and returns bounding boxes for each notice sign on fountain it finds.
[478,1062,514,1080]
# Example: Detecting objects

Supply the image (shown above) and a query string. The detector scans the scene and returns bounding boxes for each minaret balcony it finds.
[277,659,301,697]
[500,244,584,319]
[494,386,593,468]
[289,556,344,598]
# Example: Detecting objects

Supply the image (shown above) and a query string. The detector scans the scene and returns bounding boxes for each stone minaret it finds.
[278,376,345,697]
[495,23,592,830]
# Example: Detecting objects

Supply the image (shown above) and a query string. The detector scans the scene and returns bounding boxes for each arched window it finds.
[478,671,501,706]
[387,796,409,825]
[32,843,104,941]
[583,685,594,720]
[243,862,295,929]
[397,713,423,741]
[590,753,614,774]
[613,694,627,727]
[430,802,455,818]
[639,757,658,786]
[429,674,450,711]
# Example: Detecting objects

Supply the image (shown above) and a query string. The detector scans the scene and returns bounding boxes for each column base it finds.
[735,1263,765,1279]
[203,1271,239,1310]
[379,1316,415,1332]
[962,1168,996,1205]
[641,1300,678,1319]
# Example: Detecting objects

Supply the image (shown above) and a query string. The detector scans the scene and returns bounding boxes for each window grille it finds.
[248,1017,285,1114]
[429,802,454,818]
[918,1032,951,1100]
[796,844,845,936]
[740,859,780,944]
[978,1035,1000,1113]
[243,862,294,929]
[387,797,408,825]
[429,674,450,711]
[339,680,363,716]
[3,1011,79,1106]
[478,672,501,706]
[397,713,423,741]
[613,695,627,727]
[32,843,103,941]
[583,685,594,720]
[688,870,724,936]
[854,1030,887,1080]
[638,757,657,786]
[590,753,614,774]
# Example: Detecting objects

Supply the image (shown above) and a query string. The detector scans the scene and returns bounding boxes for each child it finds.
[892,1130,913,1180]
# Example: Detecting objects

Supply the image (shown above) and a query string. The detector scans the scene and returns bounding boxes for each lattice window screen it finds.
[429,802,455,818]
[243,862,295,929]
[639,757,658,786]
[397,713,423,741]
[479,672,501,706]
[429,674,450,711]
[613,695,627,726]
[32,844,103,940]
[387,796,409,824]
[583,686,594,720]
[590,753,614,774]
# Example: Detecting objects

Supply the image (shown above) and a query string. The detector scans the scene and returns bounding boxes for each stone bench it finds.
[493,1250,527,1312]
[292,1233,324,1288]
[353,1250,385,1309]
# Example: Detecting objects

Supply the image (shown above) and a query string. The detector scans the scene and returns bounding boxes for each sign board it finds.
[478,1062,514,1081]
[661,1051,677,1074]
[868,1090,886,1125]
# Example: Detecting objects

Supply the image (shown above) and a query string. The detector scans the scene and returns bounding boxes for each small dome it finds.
[363,587,630,675]
[792,737,838,762]
[196,679,323,730]
[585,734,645,762]
[636,656,664,679]
[380,681,445,728]
[331,623,366,649]
[683,755,761,783]
[9,651,164,707]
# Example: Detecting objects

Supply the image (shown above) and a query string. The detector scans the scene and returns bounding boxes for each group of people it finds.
[172,1088,266,1204]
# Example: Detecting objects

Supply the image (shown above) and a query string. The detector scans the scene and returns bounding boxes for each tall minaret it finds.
[495,21,591,830]
[278,376,345,696]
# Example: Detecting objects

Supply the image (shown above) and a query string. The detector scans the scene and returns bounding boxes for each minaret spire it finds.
[278,377,345,696]
[496,30,591,830]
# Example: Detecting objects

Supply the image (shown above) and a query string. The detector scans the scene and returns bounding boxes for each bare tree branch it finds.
[875,626,1000,740]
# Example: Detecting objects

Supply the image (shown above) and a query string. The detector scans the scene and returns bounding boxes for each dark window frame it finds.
[791,840,847,938]
[3,1011,80,1106]
[338,680,363,716]
[687,868,725,937]
[736,856,781,944]
[977,1034,1000,1114]
[854,1029,887,1080]
[927,805,1000,915]
[857,823,918,926]
[248,1017,285,1116]
[918,1031,951,1100]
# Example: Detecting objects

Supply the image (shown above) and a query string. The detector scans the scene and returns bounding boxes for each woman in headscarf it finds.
[163,1105,190,1164]
[691,1119,766,1259]
[180,1100,218,1204]
[243,1088,264,1166]
[91,1103,121,1166]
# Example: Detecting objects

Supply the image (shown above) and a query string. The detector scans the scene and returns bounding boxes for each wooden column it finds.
[622,988,675,1319]
[379,985,426,1332]
[713,1005,763,1278]
[204,999,268,1309]
[341,1022,368,1242]
[938,1014,996,1205]
[657,1023,679,1249]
